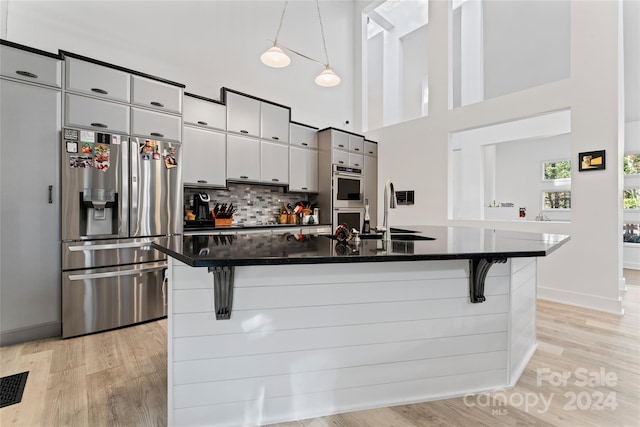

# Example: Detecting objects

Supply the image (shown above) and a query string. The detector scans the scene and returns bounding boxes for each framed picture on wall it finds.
[579,150,606,171]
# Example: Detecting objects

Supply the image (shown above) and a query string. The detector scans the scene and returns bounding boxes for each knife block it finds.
[212,213,233,227]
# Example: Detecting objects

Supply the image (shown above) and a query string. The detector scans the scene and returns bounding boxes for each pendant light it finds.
[260,0,341,87]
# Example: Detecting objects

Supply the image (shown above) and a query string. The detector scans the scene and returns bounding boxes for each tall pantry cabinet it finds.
[0,40,62,344]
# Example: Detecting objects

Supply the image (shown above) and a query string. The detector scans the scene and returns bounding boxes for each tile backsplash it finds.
[184,183,311,226]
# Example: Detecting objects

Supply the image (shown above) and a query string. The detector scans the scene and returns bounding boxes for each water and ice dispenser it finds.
[79,188,119,236]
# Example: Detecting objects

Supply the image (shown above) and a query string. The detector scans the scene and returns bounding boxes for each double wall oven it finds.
[332,165,364,232]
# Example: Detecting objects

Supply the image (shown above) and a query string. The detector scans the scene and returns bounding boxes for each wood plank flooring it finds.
[1,287,638,427]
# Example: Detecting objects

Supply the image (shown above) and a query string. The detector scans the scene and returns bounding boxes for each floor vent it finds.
[0,371,29,408]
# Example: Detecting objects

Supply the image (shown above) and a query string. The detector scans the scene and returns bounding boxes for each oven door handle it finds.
[67,264,167,281]
[67,241,154,252]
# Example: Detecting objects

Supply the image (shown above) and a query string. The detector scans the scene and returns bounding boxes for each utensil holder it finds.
[279,213,288,224]
[214,216,233,227]
[287,214,297,224]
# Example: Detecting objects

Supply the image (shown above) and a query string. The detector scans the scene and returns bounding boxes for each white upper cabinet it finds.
[349,134,364,153]
[290,123,318,149]
[65,57,130,103]
[331,130,349,150]
[289,146,318,193]
[364,141,378,157]
[182,127,226,187]
[332,149,349,166]
[131,107,181,141]
[0,44,61,87]
[227,134,260,182]
[131,75,182,114]
[65,93,129,134]
[260,102,290,143]
[349,153,364,168]
[226,91,260,137]
[183,96,226,131]
[260,141,289,184]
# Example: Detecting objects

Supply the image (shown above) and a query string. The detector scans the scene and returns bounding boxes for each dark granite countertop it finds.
[183,223,331,233]
[153,225,570,268]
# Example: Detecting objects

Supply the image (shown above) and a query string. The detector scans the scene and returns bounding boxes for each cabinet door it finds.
[227,135,260,181]
[131,75,182,114]
[349,134,364,153]
[349,153,364,168]
[332,149,349,166]
[290,123,318,148]
[65,57,130,103]
[364,141,378,157]
[260,102,290,143]
[0,45,61,87]
[331,130,349,150]
[65,93,130,134]
[183,96,226,131]
[182,127,226,187]
[364,154,378,226]
[261,141,289,184]
[226,92,260,137]
[131,107,181,141]
[1,79,61,334]
[289,146,318,192]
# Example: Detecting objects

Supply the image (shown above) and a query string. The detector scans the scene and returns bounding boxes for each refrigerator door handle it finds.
[67,241,154,252]
[67,264,167,281]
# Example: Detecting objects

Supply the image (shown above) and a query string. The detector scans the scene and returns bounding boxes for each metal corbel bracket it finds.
[469,257,507,303]
[209,266,235,319]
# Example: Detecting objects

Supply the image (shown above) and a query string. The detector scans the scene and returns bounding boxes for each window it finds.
[623,223,640,244]
[543,160,571,181]
[543,191,571,209]
[624,154,640,175]
[624,188,640,209]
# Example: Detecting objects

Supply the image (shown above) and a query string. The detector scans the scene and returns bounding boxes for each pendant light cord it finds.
[273,1,289,45]
[316,0,330,68]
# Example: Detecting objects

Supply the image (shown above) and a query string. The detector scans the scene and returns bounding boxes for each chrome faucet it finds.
[383,179,397,242]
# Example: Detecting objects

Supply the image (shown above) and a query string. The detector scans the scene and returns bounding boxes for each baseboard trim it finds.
[537,286,623,315]
[0,321,61,346]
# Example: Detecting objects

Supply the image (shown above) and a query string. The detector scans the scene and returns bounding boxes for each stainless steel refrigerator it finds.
[61,127,181,338]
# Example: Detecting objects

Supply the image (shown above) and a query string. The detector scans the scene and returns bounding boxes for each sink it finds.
[389,227,419,233]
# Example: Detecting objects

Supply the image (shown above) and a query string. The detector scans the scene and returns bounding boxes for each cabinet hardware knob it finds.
[91,122,108,128]
[355,148,360,151]
[240,175,249,179]
[240,130,249,134]
[91,88,108,95]
[355,163,360,167]
[301,142,308,146]
[272,178,279,182]
[16,70,38,79]
[369,151,373,154]
[197,121,208,126]
[301,187,308,190]
[338,161,344,164]
[150,132,164,138]
[338,144,344,148]
[197,180,208,183]
[150,101,164,107]
[48,185,53,204]
[272,136,279,140]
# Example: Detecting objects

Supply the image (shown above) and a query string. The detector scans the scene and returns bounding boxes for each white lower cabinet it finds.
[227,134,260,182]
[182,126,226,187]
[289,146,318,192]
[1,78,61,343]
[260,140,289,184]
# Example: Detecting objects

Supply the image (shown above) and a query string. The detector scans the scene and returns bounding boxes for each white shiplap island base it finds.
[155,227,569,426]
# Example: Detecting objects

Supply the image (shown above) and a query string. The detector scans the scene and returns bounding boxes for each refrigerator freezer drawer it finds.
[62,238,166,271]
[62,261,167,338]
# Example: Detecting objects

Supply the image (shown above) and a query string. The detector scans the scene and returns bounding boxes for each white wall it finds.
[1,0,355,130]
[363,0,627,314]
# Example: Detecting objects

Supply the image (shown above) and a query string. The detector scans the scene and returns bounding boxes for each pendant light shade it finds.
[260,1,340,87]
[315,67,341,87]
[260,46,291,68]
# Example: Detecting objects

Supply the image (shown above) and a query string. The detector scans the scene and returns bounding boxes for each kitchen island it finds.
[153,226,569,427]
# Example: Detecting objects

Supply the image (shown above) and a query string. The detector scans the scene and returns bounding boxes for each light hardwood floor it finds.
[1,287,638,427]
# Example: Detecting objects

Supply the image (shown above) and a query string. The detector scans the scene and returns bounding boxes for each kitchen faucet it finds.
[383,179,397,242]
